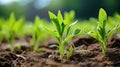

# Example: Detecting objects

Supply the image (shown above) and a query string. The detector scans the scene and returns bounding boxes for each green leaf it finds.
[97,26,103,38]
[66,51,70,59]
[49,11,63,36]
[99,8,107,23]
[35,16,40,27]
[61,23,66,36]
[72,28,81,35]
[69,10,75,20]
[88,31,102,43]
[66,45,74,59]
[66,20,78,37]
[64,35,73,46]
[57,10,63,24]
[51,18,61,36]
[9,12,15,27]
[107,24,119,39]
[45,27,58,38]
[103,20,106,29]
[48,11,57,19]
[64,10,75,24]
[13,18,24,34]
[69,45,74,54]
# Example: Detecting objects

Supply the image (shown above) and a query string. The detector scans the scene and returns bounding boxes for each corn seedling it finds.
[3,13,24,51]
[48,10,81,59]
[5,13,16,51]
[32,16,44,52]
[88,8,119,54]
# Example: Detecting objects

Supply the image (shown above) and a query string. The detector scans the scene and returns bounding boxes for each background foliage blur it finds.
[0,0,120,21]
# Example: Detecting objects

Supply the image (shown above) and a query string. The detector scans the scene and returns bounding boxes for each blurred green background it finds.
[0,0,120,21]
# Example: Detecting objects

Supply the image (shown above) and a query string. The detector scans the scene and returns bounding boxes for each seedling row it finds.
[0,8,120,60]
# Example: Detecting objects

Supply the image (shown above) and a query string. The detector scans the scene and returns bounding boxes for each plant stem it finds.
[58,36,65,59]
[10,40,14,51]
[34,41,39,52]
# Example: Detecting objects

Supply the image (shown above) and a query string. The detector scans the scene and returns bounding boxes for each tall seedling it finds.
[88,8,119,54]
[48,10,80,59]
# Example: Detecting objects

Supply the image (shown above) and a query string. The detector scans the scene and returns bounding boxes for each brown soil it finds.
[0,35,120,67]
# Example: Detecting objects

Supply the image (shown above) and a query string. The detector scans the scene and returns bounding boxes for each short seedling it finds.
[4,13,24,51]
[88,8,119,54]
[66,45,74,59]
[48,10,80,59]
[32,16,43,52]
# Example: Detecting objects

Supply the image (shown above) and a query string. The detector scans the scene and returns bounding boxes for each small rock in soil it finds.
[48,44,58,50]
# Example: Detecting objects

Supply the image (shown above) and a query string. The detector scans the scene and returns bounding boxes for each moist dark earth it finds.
[0,34,120,67]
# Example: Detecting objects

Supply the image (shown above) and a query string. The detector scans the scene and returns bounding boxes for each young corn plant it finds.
[6,13,16,51]
[32,16,44,52]
[88,8,119,54]
[48,10,81,59]
[4,13,24,51]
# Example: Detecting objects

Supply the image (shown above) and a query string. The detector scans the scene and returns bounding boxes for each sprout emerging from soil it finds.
[88,8,119,54]
[48,10,81,59]
[32,16,44,52]
[4,13,24,51]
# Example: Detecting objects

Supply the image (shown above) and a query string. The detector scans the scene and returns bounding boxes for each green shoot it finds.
[32,16,43,52]
[48,10,81,59]
[66,45,74,59]
[7,12,16,51]
[4,13,24,51]
[88,8,119,54]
